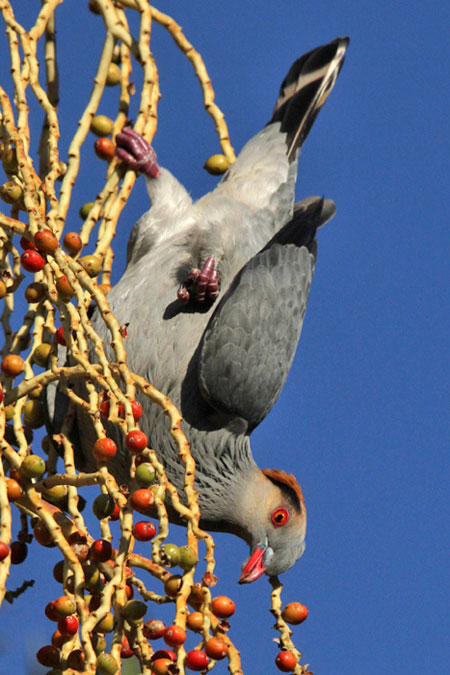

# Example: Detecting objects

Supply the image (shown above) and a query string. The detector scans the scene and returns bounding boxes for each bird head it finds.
[238,468,306,583]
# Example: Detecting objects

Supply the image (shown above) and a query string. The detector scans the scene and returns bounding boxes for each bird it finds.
[46,37,349,583]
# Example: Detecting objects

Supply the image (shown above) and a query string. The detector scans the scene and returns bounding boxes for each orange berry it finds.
[281,601,308,625]
[211,595,235,619]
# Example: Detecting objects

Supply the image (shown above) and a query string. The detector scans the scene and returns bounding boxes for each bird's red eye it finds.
[271,507,289,527]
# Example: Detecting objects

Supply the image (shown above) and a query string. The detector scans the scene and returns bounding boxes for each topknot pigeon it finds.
[47,37,349,582]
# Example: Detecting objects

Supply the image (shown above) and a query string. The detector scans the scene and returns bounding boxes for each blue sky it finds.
[0,1,448,673]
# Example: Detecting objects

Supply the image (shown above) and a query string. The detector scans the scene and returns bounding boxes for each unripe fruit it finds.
[95,611,114,633]
[32,343,52,367]
[25,281,45,303]
[163,624,186,647]
[34,229,58,254]
[133,521,156,541]
[91,539,113,562]
[129,488,154,514]
[28,384,43,400]
[10,540,27,564]
[281,601,308,625]
[92,633,107,653]
[21,249,45,272]
[63,232,83,255]
[93,437,117,462]
[204,154,229,175]
[0,180,23,204]
[0,280,7,298]
[79,202,95,219]
[143,618,165,640]
[5,404,14,420]
[122,599,147,623]
[185,650,209,671]
[36,645,61,667]
[43,484,67,502]
[205,637,228,660]
[94,137,116,161]
[211,595,235,619]
[186,611,203,632]
[96,652,119,674]
[55,274,75,300]
[93,493,116,519]
[91,115,114,136]
[105,63,121,86]
[275,650,297,672]
[135,462,156,487]
[23,400,45,428]
[178,545,198,571]
[79,254,102,277]
[53,595,76,617]
[164,575,182,598]
[161,543,180,567]
[1,146,18,174]
[0,541,10,561]
[21,454,46,478]
[6,478,23,501]
[82,560,101,589]
[1,354,24,376]
[125,429,147,454]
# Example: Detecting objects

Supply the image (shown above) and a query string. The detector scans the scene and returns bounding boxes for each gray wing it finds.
[198,197,334,430]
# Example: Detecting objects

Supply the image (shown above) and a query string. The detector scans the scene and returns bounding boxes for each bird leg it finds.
[115,127,160,178]
[177,257,220,305]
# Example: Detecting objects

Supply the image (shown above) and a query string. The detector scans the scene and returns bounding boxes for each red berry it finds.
[93,437,117,462]
[34,229,58,254]
[152,658,174,675]
[45,601,59,622]
[211,595,235,619]
[163,625,186,647]
[129,488,154,514]
[55,326,67,346]
[109,503,121,521]
[131,400,143,421]
[21,249,45,272]
[63,232,83,255]
[120,637,134,658]
[185,649,209,671]
[91,539,113,562]
[57,614,79,636]
[0,384,3,403]
[133,521,156,541]
[0,541,10,561]
[94,137,116,161]
[20,236,36,251]
[36,645,61,667]
[152,649,176,661]
[125,429,147,454]
[143,619,166,640]
[205,637,228,660]
[10,540,27,564]
[33,520,55,547]
[275,650,297,672]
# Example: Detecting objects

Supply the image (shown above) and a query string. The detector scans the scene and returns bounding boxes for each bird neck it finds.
[145,167,191,213]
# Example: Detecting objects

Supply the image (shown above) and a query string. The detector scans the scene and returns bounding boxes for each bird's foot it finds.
[115,127,160,178]
[177,257,220,305]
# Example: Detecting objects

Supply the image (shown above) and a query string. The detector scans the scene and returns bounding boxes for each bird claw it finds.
[115,127,160,178]
[177,257,220,305]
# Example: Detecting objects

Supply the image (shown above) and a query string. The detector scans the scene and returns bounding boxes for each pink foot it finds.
[115,127,160,178]
[177,257,220,305]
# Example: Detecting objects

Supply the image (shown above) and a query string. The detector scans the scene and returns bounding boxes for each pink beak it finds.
[239,544,267,584]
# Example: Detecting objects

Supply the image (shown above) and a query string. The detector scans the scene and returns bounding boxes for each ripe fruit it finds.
[32,343,52,367]
[151,658,173,675]
[1,354,24,376]
[275,650,297,672]
[188,582,204,609]
[161,543,180,567]
[186,611,203,632]
[133,521,156,542]
[110,503,120,521]
[20,236,36,250]
[0,541,10,561]
[163,625,186,647]
[178,545,198,571]
[63,232,83,255]
[34,229,58,254]
[55,326,67,345]
[45,601,59,621]
[36,645,60,667]
[67,649,85,670]
[96,652,119,675]
[211,595,235,619]
[21,249,45,272]
[23,400,45,428]
[10,540,27,564]
[204,154,229,175]
[91,115,114,136]
[125,429,147,454]
[281,601,308,625]
[185,649,209,671]
[53,561,64,583]
[57,614,79,636]
[55,274,75,300]
[54,595,76,617]
[120,637,134,658]
[106,62,121,86]
[91,539,113,562]
[33,521,54,547]
[21,454,46,478]
[79,254,102,277]
[0,280,7,298]
[129,488,154,514]
[135,462,156,487]
[93,437,117,462]
[6,478,22,501]
[122,599,147,623]
[94,137,116,161]
[93,493,116,519]
[143,619,165,640]
[205,637,228,660]
[25,281,45,303]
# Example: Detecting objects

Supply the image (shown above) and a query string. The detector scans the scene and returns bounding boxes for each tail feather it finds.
[270,37,349,160]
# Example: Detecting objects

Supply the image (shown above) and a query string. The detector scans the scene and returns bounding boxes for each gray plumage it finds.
[46,37,348,581]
